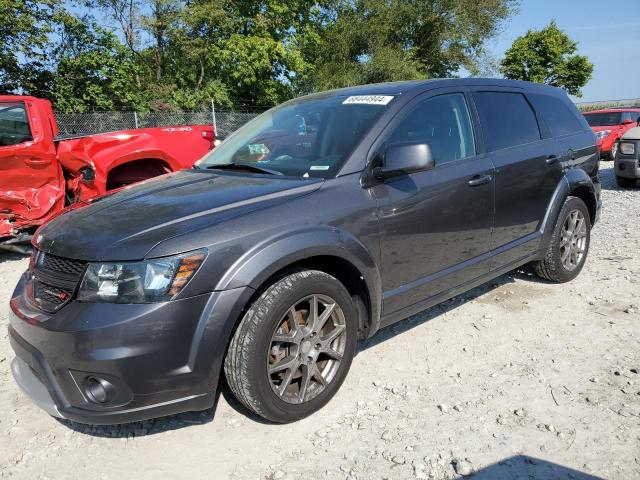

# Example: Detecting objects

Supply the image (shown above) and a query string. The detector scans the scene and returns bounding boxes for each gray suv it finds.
[9,79,601,424]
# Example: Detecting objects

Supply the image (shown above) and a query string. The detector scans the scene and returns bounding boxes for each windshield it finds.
[197,94,393,178]
[584,112,625,127]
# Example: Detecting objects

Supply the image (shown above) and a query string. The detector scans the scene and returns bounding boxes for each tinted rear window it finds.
[530,94,583,137]
[473,92,541,151]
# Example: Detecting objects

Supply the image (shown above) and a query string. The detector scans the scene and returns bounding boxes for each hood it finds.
[35,169,322,261]
[621,126,640,140]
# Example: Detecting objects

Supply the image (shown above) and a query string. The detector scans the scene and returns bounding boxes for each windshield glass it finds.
[197,94,393,178]
[584,112,624,127]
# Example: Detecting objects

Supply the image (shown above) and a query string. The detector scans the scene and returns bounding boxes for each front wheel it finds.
[533,196,591,283]
[224,269,357,423]
[616,175,636,188]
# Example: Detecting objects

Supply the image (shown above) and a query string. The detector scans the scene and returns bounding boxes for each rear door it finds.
[528,92,598,178]
[471,89,561,268]
[0,100,62,230]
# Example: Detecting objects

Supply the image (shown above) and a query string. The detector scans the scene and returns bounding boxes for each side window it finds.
[529,94,584,137]
[0,102,33,147]
[388,93,475,165]
[473,92,541,151]
[626,111,640,123]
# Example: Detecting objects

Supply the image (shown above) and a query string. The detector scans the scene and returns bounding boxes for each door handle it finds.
[468,174,492,187]
[546,155,560,165]
[24,158,52,167]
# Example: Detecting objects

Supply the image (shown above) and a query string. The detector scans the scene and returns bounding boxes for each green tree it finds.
[52,14,145,112]
[0,0,59,96]
[500,21,593,97]
[298,0,517,93]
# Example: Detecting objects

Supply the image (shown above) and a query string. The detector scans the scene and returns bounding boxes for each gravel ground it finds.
[1,163,638,480]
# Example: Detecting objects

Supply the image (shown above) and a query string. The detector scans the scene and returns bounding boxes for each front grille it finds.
[40,253,87,276]
[31,251,87,312]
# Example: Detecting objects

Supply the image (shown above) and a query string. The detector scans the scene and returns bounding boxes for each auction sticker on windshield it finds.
[343,95,394,105]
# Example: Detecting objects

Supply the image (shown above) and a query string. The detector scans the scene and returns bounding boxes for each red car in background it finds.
[0,96,215,250]
[583,108,640,160]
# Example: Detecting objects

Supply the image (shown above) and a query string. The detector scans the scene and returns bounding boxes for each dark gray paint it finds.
[10,78,602,424]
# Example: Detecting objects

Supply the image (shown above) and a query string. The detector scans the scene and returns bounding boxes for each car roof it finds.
[583,108,640,114]
[292,78,565,103]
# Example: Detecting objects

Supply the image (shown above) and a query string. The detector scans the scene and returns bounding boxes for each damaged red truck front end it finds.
[0,96,214,249]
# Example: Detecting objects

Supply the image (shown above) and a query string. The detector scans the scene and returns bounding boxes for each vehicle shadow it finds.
[221,266,550,423]
[0,252,28,264]
[55,388,222,437]
[358,267,545,353]
[468,455,603,479]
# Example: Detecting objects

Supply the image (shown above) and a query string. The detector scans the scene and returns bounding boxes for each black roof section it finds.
[292,78,565,104]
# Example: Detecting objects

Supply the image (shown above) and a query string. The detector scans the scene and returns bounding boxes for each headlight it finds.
[596,130,612,139]
[77,250,206,303]
[620,142,636,155]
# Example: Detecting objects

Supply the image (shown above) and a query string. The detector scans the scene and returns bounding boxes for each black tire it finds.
[616,175,636,188]
[533,196,591,283]
[224,269,357,423]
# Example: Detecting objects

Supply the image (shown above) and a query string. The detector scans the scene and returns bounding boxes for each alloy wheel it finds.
[560,209,587,271]
[267,294,347,404]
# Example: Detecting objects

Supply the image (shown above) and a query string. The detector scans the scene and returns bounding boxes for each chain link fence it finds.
[53,98,640,136]
[576,98,640,112]
[54,110,262,138]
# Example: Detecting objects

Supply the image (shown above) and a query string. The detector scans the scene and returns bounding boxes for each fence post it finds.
[211,99,217,134]
[134,111,139,129]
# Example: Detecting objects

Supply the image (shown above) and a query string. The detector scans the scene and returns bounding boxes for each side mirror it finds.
[622,118,633,125]
[373,143,435,181]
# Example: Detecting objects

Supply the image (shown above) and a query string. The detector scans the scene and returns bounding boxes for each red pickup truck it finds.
[0,96,214,249]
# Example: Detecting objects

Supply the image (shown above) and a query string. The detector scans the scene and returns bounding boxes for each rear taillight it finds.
[595,136,603,154]
[202,130,215,140]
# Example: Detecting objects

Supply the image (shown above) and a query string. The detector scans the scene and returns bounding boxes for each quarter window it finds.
[473,92,541,151]
[529,94,583,137]
[388,93,476,165]
[626,111,640,123]
[0,102,33,146]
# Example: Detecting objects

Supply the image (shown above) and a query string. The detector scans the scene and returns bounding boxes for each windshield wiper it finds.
[196,162,283,175]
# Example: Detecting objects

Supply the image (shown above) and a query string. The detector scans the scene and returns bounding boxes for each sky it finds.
[485,0,640,102]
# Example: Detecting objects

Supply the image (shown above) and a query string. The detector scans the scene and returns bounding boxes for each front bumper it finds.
[8,273,253,424]
[614,157,640,179]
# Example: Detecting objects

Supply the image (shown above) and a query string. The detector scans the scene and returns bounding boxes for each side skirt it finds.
[377,251,539,331]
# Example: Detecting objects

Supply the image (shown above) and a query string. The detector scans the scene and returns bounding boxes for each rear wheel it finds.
[533,196,591,283]
[224,269,357,423]
[616,175,636,188]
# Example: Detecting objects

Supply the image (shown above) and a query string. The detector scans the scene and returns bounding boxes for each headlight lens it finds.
[77,250,206,303]
[596,130,612,138]
[620,142,636,155]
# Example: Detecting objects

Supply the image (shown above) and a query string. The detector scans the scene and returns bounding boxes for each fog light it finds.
[619,163,626,171]
[84,377,116,404]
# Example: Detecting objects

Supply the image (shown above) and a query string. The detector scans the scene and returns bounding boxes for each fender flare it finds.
[539,169,597,249]
[214,225,383,336]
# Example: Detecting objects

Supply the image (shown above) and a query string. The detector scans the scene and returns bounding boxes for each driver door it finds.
[370,91,495,316]
[0,99,62,229]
